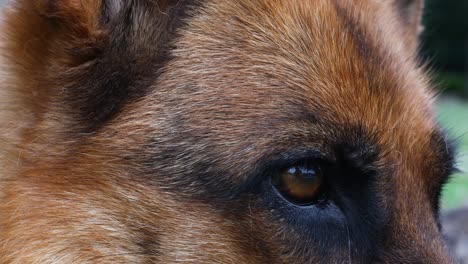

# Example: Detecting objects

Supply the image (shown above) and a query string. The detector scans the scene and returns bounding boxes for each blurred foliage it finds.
[436,72,466,96]
[437,99,468,209]
[421,0,467,73]
[425,0,468,209]
[422,0,467,96]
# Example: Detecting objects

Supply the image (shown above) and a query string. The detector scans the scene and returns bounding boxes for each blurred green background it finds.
[422,0,468,209]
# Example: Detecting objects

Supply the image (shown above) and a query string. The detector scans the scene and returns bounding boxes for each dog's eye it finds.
[272,162,323,205]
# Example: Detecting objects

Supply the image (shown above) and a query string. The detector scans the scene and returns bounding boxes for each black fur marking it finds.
[63,0,201,132]
[260,142,387,262]
[257,125,388,262]
[141,118,390,262]
[429,129,457,214]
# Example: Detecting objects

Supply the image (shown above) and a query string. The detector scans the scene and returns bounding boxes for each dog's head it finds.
[0,0,457,263]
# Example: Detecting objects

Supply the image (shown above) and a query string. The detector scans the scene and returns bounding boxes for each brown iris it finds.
[272,163,323,205]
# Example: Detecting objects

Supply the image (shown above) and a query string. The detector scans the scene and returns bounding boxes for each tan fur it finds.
[0,0,457,263]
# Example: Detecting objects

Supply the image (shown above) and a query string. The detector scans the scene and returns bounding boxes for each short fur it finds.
[0,0,457,263]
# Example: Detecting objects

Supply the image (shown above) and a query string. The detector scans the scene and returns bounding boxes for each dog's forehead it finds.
[118,0,442,183]
[150,0,435,141]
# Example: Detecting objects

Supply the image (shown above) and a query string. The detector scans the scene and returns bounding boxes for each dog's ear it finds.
[5,0,111,76]
[393,0,425,50]
[2,0,187,131]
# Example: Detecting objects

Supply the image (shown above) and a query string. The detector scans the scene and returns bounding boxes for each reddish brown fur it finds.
[0,0,457,263]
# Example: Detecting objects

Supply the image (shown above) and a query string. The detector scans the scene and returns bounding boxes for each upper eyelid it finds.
[264,151,328,171]
[239,150,327,192]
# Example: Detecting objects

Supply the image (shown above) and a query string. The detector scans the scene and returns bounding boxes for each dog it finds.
[0,0,458,263]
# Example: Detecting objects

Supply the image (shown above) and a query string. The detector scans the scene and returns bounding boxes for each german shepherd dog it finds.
[0,0,458,263]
